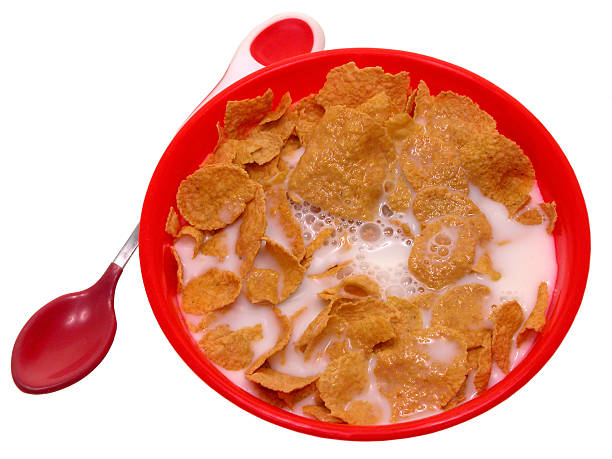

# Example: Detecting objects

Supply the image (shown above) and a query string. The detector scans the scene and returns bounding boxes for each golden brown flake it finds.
[400,134,469,194]
[244,268,280,304]
[374,327,468,421]
[389,218,414,240]
[266,186,305,260]
[177,225,205,257]
[316,351,372,424]
[357,92,396,122]
[295,301,334,353]
[515,208,543,226]
[412,186,491,242]
[302,404,345,423]
[318,275,381,299]
[414,81,497,149]
[316,62,410,113]
[233,130,284,166]
[236,184,266,277]
[460,133,535,215]
[247,368,318,392]
[384,112,424,142]
[302,227,334,267]
[408,216,477,290]
[199,323,263,371]
[294,94,325,146]
[386,295,425,334]
[262,237,306,302]
[176,164,257,231]
[472,251,501,281]
[276,382,316,408]
[200,123,235,167]
[540,202,557,234]
[224,89,274,139]
[490,301,524,373]
[170,246,184,292]
[165,207,180,237]
[245,156,280,182]
[385,171,413,213]
[473,331,492,394]
[181,268,242,314]
[246,308,291,374]
[517,282,550,346]
[288,105,395,221]
[308,260,353,279]
[260,92,292,125]
[431,284,490,337]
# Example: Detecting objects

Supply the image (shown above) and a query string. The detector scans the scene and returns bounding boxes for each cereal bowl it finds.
[139,48,590,440]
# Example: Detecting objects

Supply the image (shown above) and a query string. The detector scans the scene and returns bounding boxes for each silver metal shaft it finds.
[113,224,140,268]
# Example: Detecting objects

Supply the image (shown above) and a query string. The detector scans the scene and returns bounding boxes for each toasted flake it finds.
[473,331,492,394]
[263,237,306,302]
[302,227,334,267]
[234,130,284,166]
[308,260,353,279]
[400,134,469,194]
[276,382,316,408]
[177,225,205,257]
[517,282,550,346]
[319,275,381,299]
[294,94,325,145]
[181,268,242,314]
[244,268,280,304]
[408,216,477,290]
[316,351,371,424]
[260,92,292,125]
[302,404,345,423]
[247,367,318,392]
[431,284,490,335]
[414,81,497,149]
[165,207,180,237]
[295,301,334,353]
[357,92,396,122]
[266,186,305,260]
[199,323,263,371]
[460,133,535,215]
[236,184,266,277]
[443,376,468,410]
[279,135,302,162]
[343,400,381,425]
[385,172,413,212]
[515,208,543,226]
[490,301,524,373]
[539,202,557,234]
[472,251,501,280]
[170,246,184,292]
[389,218,414,240]
[384,112,424,142]
[224,89,274,139]
[316,62,410,113]
[247,308,291,374]
[374,327,468,421]
[177,165,257,231]
[200,123,235,167]
[288,105,395,221]
[387,295,424,333]
[412,187,491,242]
[245,156,280,182]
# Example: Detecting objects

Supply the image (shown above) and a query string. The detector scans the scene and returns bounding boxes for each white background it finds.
[1,0,609,456]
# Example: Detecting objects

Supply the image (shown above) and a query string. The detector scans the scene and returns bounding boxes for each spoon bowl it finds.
[12,264,121,393]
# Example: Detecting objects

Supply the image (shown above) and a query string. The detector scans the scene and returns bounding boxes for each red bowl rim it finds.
[139,48,591,441]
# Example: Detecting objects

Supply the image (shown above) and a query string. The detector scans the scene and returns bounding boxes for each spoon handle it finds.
[113,224,139,268]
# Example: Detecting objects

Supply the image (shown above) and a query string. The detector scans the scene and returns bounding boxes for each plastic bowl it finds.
[139,48,590,441]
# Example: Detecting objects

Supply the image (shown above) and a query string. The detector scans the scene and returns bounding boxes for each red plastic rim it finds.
[139,49,590,441]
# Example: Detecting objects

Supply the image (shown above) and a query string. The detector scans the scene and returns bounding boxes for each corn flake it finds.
[374,327,468,421]
[473,330,492,394]
[177,225,205,257]
[515,208,543,226]
[245,156,280,182]
[199,323,263,371]
[236,184,266,277]
[472,251,501,281]
[357,92,396,122]
[244,268,280,304]
[316,62,410,113]
[385,171,413,213]
[294,94,325,146]
[490,301,524,373]
[384,112,424,142]
[302,227,334,268]
[302,404,345,423]
[517,282,549,346]
[460,133,535,215]
[177,164,257,231]
[260,92,292,125]
[224,89,274,139]
[263,237,306,302]
[181,268,242,314]
[408,216,477,290]
[170,246,183,292]
[431,284,490,339]
[247,308,291,374]
[308,260,352,279]
[266,186,305,260]
[165,207,180,237]
[247,367,318,392]
[540,202,557,234]
[288,105,395,221]
[412,186,491,242]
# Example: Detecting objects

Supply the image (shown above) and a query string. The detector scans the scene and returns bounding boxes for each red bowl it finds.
[139,48,590,441]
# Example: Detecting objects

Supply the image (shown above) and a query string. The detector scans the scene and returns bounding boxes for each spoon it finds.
[11,13,324,394]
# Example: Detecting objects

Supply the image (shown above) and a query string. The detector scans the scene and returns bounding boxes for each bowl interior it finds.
[139,49,590,441]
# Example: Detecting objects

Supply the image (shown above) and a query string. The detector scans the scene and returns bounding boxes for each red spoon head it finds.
[12,264,122,394]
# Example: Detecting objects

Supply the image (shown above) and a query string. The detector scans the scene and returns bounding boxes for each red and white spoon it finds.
[11,13,325,394]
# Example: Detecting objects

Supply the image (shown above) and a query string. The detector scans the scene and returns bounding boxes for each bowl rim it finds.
[139,47,591,441]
